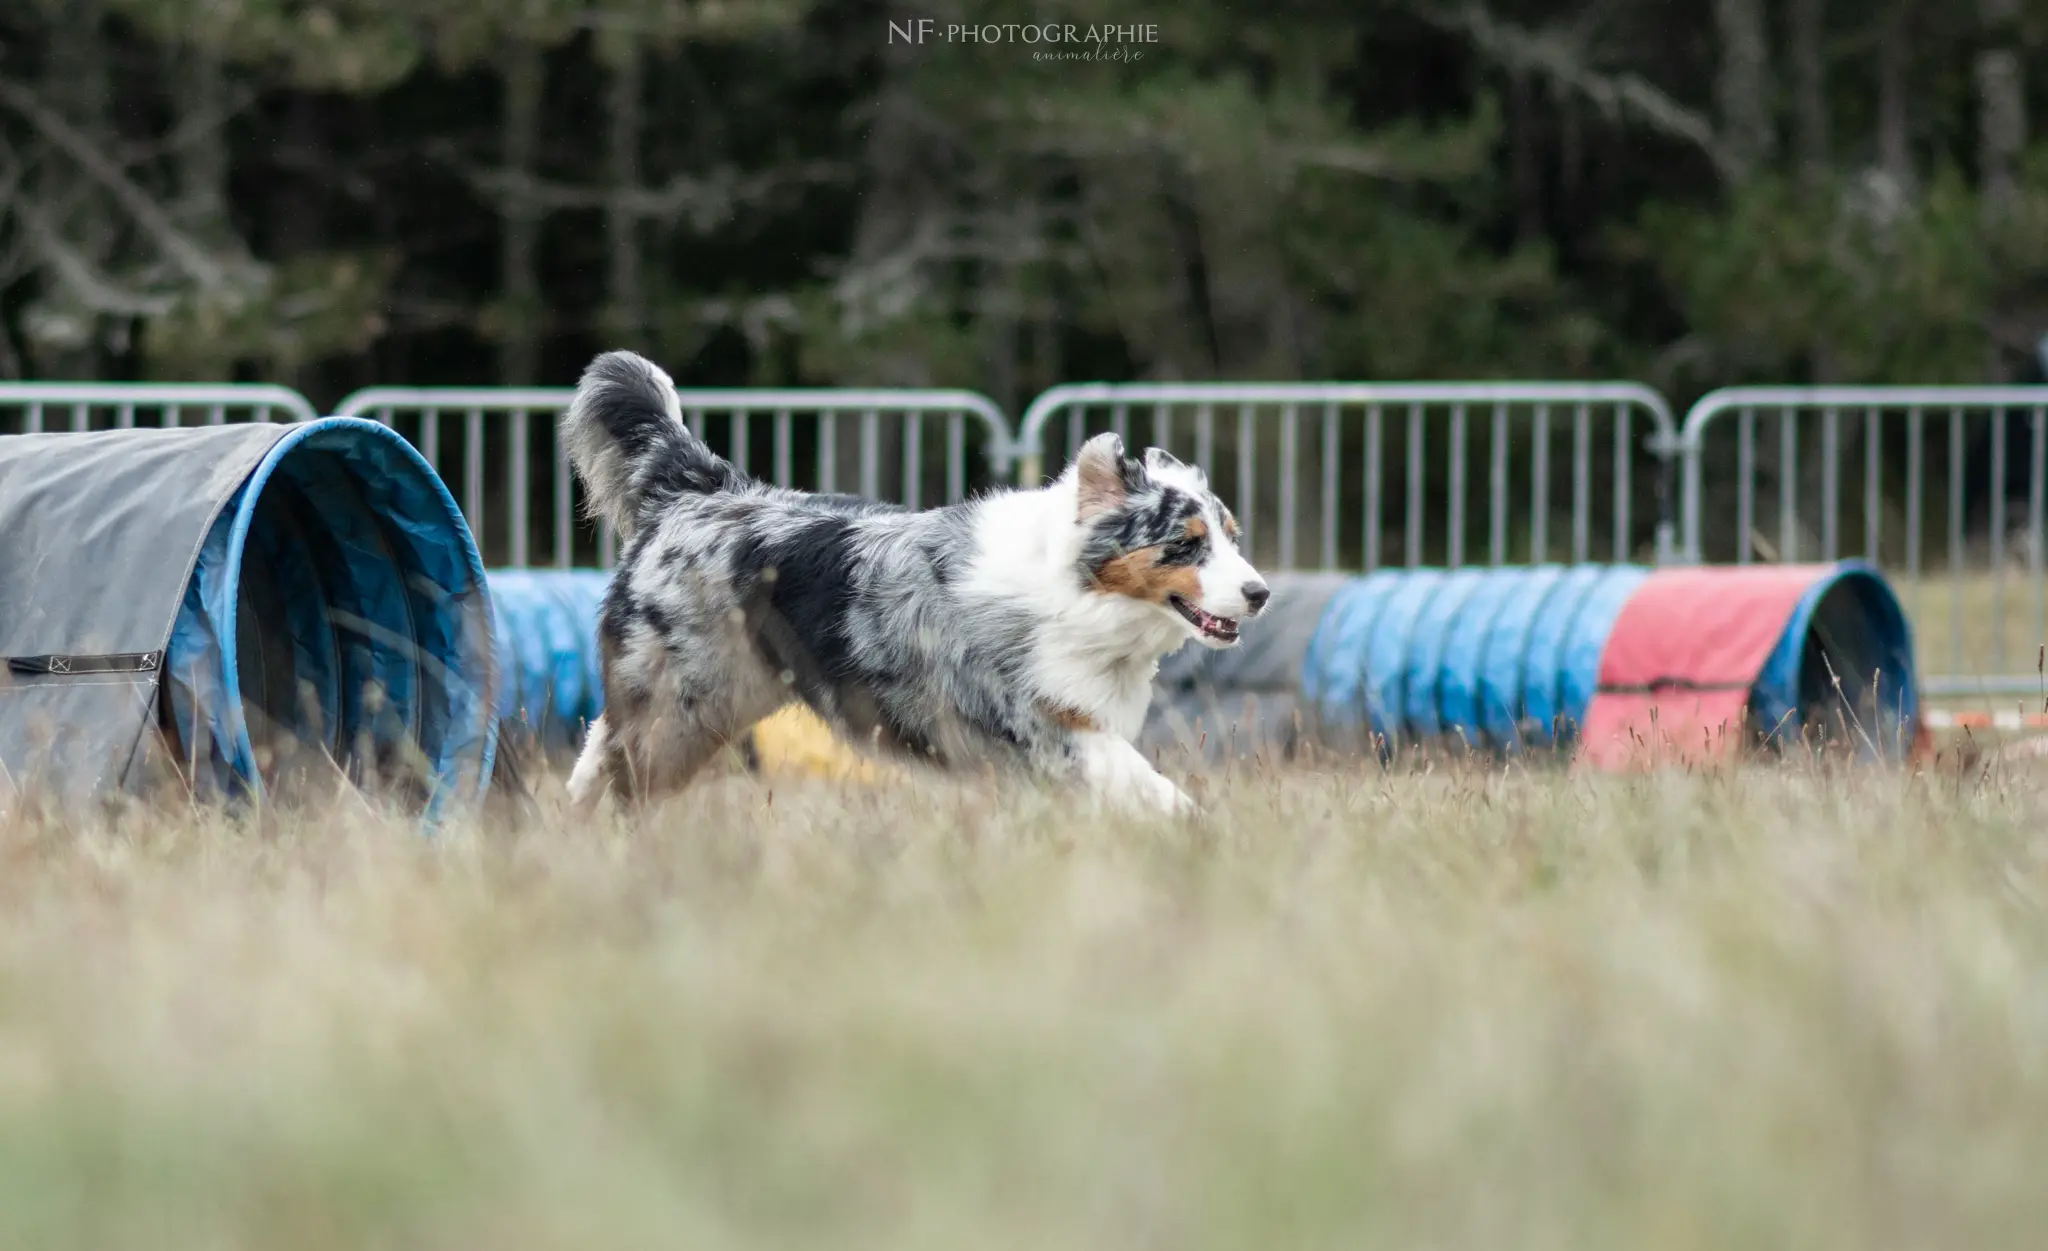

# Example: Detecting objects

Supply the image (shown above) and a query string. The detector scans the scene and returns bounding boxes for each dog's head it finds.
[1069,432,1269,649]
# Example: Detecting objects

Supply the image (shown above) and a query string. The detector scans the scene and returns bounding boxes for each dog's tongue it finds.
[1192,606,1237,638]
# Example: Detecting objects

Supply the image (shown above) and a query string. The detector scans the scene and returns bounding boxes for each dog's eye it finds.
[1164,536,1205,563]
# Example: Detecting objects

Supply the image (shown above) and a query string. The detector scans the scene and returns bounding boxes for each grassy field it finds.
[1,760,2046,1249]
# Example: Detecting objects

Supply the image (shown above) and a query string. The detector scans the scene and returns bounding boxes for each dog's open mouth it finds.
[1169,595,1240,643]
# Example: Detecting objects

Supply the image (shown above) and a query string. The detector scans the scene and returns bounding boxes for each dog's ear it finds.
[1075,432,1143,519]
[1144,446,1205,486]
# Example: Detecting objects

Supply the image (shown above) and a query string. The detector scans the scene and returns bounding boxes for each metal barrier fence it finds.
[1015,382,1681,569]
[1678,386,2048,696]
[0,383,317,433]
[333,386,1012,568]
[11,377,2046,700]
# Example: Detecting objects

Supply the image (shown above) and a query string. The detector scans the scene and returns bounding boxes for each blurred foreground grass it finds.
[1,762,2047,1250]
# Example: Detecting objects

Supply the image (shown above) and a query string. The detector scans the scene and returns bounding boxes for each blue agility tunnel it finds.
[0,418,496,809]
[487,569,609,754]
[1301,565,1649,752]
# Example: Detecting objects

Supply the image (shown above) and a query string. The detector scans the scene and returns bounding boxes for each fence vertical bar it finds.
[1152,404,1172,456]
[903,415,923,511]
[1531,404,1548,562]
[466,408,485,557]
[1949,408,1965,678]
[165,405,181,429]
[1365,404,1382,573]
[1864,409,1881,562]
[1237,404,1256,556]
[1489,402,1507,566]
[1779,408,1797,562]
[25,402,41,434]
[1991,407,2008,672]
[819,413,838,495]
[1906,407,1923,585]
[1319,403,1339,570]
[554,433,572,569]
[116,403,134,429]
[70,404,88,432]
[1737,408,1755,564]
[773,409,793,488]
[1278,403,1299,569]
[510,409,530,568]
[1447,403,1466,568]
[208,404,226,426]
[731,412,750,477]
[2033,408,2045,669]
[860,410,880,500]
[1613,404,1631,562]
[1571,403,1590,564]
[947,413,965,504]
[1406,404,1424,568]
[1819,405,1841,560]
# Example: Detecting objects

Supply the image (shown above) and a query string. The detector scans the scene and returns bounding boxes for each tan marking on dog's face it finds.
[1038,700,1100,733]
[1220,510,1240,542]
[1184,516,1209,541]
[1091,547,1203,606]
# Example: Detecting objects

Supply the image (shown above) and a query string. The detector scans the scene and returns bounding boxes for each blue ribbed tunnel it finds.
[1302,565,1648,752]
[164,418,498,807]
[487,569,609,754]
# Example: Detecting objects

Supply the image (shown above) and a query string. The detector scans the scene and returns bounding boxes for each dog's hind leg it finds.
[594,667,790,811]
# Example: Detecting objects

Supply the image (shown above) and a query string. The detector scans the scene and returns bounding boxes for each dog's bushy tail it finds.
[562,350,741,539]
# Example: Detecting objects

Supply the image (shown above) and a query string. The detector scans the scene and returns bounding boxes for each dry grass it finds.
[0,759,2046,1250]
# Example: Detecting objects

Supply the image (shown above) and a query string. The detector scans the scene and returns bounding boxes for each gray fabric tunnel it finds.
[0,419,497,811]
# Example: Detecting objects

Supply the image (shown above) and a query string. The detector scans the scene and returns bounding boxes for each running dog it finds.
[561,350,1269,815]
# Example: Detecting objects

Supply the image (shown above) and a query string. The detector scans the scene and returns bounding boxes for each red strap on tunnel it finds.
[1577,565,1827,771]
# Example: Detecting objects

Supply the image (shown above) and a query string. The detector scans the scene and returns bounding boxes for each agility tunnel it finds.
[484,568,887,782]
[1142,573,1354,764]
[487,569,608,757]
[0,418,497,809]
[1199,561,1920,764]
[482,561,1916,776]
[1575,561,1917,767]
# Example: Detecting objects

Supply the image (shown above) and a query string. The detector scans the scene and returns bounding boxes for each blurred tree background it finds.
[1,0,2046,415]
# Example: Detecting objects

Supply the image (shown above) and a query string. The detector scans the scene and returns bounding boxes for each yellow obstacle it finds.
[747,703,895,783]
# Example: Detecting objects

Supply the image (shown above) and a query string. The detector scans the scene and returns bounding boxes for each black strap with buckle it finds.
[5,651,163,676]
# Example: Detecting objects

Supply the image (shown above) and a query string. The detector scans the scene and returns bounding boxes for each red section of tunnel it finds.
[1577,565,1829,771]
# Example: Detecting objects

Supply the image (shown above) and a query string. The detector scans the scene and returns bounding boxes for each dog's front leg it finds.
[565,714,611,812]
[1071,731,1197,817]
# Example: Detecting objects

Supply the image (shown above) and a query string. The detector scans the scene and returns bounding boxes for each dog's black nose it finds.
[1243,582,1271,615]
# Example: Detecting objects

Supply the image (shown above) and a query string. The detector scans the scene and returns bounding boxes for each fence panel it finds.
[1015,382,1679,571]
[0,383,317,434]
[1679,386,2048,696]
[334,386,1015,569]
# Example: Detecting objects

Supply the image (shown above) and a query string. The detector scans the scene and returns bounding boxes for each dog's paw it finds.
[1145,772,1200,818]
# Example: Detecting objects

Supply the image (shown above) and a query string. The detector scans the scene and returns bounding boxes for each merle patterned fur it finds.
[561,350,1268,814]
